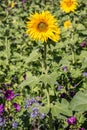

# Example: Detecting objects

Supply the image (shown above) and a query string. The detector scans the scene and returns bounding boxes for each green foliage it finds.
[0,0,87,130]
[70,90,87,112]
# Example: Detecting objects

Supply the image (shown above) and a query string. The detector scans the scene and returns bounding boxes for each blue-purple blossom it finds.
[15,93,20,97]
[6,82,12,87]
[58,85,63,90]
[30,107,39,118]
[67,116,77,125]
[82,72,87,77]
[25,98,36,108]
[62,66,67,72]
[0,104,4,115]
[13,76,17,81]
[4,90,14,101]
[12,122,18,129]
[13,103,21,112]
[40,113,45,119]
[0,117,3,126]
[0,116,5,126]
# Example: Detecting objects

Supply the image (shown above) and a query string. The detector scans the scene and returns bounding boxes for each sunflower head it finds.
[26,11,60,43]
[64,20,72,29]
[60,0,78,13]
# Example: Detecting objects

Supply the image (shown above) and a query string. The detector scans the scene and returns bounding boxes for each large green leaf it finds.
[51,99,72,119]
[39,72,58,87]
[25,49,40,63]
[69,90,87,112]
[39,105,50,114]
[18,75,39,88]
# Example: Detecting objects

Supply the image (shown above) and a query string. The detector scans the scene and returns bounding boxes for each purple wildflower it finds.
[25,98,36,108]
[1,83,6,88]
[79,128,85,130]
[82,72,87,77]
[40,113,45,119]
[62,66,67,72]
[15,93,20,97]
[23,73,26,80]
[69,90,75,97]
[0,116,5,126]
[12,122,18,129]
[13,76,17,81]
[60,92,67,98]
[13,103,21,112]
[4,90,14,101]
[6,82,12,87]
[67,116,77,125]
[58,85,63,90]
[80,41,86,47]
[0,104,4,115]
[22,0,26,4]
[30,107,39,118]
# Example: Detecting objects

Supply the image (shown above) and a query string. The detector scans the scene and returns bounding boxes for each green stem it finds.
[46,85,50,107]
[43,43,47,72]
[43,43,53,129]
[71,45,75,64]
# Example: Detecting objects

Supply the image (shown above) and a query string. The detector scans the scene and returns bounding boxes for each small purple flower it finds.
[0,104,4,115]
[80,41,86,47]
[67,116,77,125]
[62,66,67,72]
[79,128,85,130]
[0,116,4,126]
[82,72,87,77]
[6,82,12,87]
[25,98,36,108]
[13,76,17,81]
[40,113,45,119]
[15,93,20,97]
[60,92,67,98]
[69,90,75,97]
[22,0,26,4]
[4,90,14,100]
[12,122,18,129]
[58,85,63,90]
[23,73,26,80]
[30,107,39,118]
[1,83,6,88]
[72,83,76,87]
[13,103,21,112]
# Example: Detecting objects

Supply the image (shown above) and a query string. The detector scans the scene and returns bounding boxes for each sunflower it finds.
[64,20,72,29]
[26,11,60,42]
[60,0,78,13]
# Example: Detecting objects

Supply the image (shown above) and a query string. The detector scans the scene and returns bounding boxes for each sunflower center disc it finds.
[38,22,47,31]
[66,1,73,7]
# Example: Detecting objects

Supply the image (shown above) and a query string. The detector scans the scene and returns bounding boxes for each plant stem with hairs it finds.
[43,43,53,130]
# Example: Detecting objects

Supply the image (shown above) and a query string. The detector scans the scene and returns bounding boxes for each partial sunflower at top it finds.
[26,11,60,43]
[60,0,78,13]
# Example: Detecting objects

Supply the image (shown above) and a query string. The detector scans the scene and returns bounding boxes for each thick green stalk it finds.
[43,43,53,130]
[43,43,47,72]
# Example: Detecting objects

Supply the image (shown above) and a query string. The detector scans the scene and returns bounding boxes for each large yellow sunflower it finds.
[26,11,60,42]
[60,0,78,13]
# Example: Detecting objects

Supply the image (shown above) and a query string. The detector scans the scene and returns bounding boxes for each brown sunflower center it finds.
[38,22,48,31]
[65,0,73,7]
